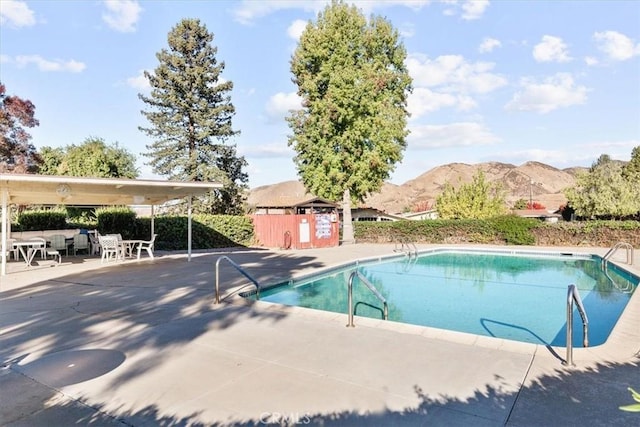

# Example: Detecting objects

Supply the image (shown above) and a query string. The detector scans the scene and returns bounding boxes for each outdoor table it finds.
[12,240,45,267]
[120,240,144,258]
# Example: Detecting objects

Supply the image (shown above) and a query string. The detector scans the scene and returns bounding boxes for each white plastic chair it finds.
[49,234,69,256]
[137,234,157,260]
[73,233,90,256]
[99,235,122,263]
[6,238,19,261]
[88,233,101,255]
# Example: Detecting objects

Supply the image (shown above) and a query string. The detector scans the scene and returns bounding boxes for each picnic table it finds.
[12,239,45,267]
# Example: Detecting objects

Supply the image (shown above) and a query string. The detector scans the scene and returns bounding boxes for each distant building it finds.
[512,209,561,222]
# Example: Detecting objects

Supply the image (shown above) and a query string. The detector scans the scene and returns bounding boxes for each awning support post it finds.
[187,196,192,262]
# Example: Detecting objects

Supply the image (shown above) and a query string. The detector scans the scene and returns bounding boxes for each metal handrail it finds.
[215,256,260,304]
[346,270,388,327]
[602,242,634,267]
[602,265,634,293]
[564,284,589,367]
[394,238,417,258]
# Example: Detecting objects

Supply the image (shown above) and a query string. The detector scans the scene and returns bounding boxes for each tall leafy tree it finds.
[436,171,507,219]
[0,83,41,173]
[564,153,639,219]
[39,137,138,178]
[139,18,247,215]
[622,145,640,179]
[287,1,412,243]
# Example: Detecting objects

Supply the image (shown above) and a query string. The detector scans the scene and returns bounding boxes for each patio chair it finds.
[73,233,90,256]
[99,235,122,263]
[49,234,70,256]
[5,238,19,261]
[137,234,157,260]
[88,233,101,255]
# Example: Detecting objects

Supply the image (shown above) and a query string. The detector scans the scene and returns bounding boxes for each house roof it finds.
[512,209,561,218]
[0,174,223,206]
[255,196,337,209]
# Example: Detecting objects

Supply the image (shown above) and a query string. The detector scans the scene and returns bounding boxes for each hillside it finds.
[247,161,587,214]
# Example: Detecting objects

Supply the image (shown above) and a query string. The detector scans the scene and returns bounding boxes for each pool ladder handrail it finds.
[394,238,418,259]
[602,264,634,293]
[564,284,589,367]
[215,255,260,304]
[602,242,634,267]
[347,270,388,327]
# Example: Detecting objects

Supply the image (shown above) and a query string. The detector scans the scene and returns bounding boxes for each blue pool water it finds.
[253,249,638,346]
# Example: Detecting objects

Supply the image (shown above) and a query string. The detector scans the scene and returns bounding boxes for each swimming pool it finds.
[250,249,638,347]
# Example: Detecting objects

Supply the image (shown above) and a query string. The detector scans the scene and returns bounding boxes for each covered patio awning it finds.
[0,174,224,275]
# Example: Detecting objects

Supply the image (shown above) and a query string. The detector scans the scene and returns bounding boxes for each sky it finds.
[1,0,639,189]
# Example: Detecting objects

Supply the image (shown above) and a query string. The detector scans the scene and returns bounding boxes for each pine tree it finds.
[0,83,41,173]
[139,18,247,214]
[287,1,412,243]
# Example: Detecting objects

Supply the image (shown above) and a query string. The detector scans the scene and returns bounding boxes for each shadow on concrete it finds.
[4,358,638,426]
[0,250,327,387]
[14,349,126,388]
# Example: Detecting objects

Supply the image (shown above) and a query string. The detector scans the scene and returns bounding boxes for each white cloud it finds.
[406,53,506,118]
[408,88,476,119]
[494,140,639,167]
[478,37,501,53]
[233,0,323,25]
[0,0,35,27]
[14,55,86,72]
[287,19,308,41]
[505,73,588,114]
[399,22,416,38]
[240,142,295,159]
[102,0,142,33]
[533,35,572,63]
[265,91,302,121]
[461,0,489,20]
[126,70,150,91]
[408,122,500,149]
[593,30,640,61]
[407,54,507,93]
[577,139,640,152]
[492,148,568,165]
[232,0,431,25]
[584,56,598,66]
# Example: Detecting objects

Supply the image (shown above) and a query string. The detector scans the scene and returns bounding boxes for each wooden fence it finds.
[251,214,339,249]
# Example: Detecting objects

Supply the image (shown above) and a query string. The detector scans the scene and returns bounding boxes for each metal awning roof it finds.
[0,174,225,276]
[0,174,223,206]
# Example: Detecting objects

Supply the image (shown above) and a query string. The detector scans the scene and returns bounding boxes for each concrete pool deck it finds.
[1,244,639,426]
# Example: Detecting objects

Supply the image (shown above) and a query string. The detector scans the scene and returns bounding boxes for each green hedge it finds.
[354,215,538,245]
[136,215,254,251]
[96,207,138,239]
[15,209,68,231]
[532,220,640,247]
[354,216,640,247]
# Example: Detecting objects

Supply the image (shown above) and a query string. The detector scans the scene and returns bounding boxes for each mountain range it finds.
[247,161,587,214]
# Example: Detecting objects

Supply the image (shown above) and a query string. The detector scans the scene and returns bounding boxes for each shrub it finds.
[137,215,254,251]
[355,216,537,245]
[16,209,67,230]
[96,206,137,239]
[486,215,538,245]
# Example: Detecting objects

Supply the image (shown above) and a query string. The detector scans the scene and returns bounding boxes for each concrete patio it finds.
[1,244,639,426]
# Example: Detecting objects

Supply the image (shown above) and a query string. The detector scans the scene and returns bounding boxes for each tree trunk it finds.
[342,188,355,244]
